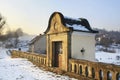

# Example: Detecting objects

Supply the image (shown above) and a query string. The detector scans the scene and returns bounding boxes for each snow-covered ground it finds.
[96,51,120,65]
[95,45,120,65]
[0,48,77,80]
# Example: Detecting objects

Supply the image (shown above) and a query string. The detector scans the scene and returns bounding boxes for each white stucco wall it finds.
[71,31,96,61]
[34,36,46,54]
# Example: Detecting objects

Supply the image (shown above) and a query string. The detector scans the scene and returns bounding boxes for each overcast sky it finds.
[0,0,120,35]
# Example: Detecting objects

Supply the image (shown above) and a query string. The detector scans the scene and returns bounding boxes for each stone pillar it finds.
[31,45,34,53]
[95,69,99,80]
[43,58,45,65]
[88,67,92,78]
[49,59,52,67]
[71,63,74,73]
[103,70,107,80]
[112,71,116,80]
[76,64,79,74]
[82,65,86,76]
[46,35,50,67]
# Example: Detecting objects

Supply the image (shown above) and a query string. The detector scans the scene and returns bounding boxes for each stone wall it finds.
[11,50,120,80]
[69,58,120,80]
[12,50,46,67]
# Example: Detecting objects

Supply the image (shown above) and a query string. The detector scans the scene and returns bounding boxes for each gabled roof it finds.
[45,12,98,33]
[29,34,44,45]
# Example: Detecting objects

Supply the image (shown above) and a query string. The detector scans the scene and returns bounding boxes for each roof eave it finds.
[73,29,98,33]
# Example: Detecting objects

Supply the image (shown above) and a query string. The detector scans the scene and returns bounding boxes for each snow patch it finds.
[64,16,81,21]
[66,24,89,31]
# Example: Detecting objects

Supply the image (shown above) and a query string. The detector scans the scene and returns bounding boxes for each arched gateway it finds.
[45,12,97,71]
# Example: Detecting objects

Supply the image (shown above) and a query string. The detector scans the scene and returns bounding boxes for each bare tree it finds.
[100,37,112,48]
[14,28,23,48]
[15,28,23,37]
[0,13,6,35]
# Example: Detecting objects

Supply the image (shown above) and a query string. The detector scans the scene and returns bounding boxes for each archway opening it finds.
[79,65,82,75]
[85,66,89,77]
[99,70,103,80]
[107,71,112,80]
[69,64,72,72]
[74,64,77,73]
[116,73,120,80]
[92,67,95,78]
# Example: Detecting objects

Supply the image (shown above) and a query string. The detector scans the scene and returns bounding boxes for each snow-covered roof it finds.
[64,16,98,33]
[45,12,98,33]
[66,24,89,31]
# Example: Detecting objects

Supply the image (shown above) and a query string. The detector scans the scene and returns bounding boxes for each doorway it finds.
[52,41,62,67]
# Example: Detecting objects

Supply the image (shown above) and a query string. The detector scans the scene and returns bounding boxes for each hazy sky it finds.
[0,0,120,35]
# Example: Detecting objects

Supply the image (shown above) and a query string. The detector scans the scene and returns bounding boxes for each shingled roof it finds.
[45,12,98,33]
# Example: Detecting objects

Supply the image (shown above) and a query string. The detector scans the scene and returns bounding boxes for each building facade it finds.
[45,12,98,71]
[29,34,46,54]
[12,12,120,80]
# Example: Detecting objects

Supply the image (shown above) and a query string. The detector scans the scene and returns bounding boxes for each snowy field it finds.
[96,51,120,65]
[0,48,77,80]
[96,45,120,65]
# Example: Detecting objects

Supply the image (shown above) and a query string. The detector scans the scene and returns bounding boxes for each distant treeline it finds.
[0,28,23,41]
[95,28,120,46]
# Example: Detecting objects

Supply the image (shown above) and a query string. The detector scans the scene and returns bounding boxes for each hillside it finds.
[95,28,120,45]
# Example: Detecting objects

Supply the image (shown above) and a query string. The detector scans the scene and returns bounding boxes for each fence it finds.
[11,50,47,67]
[12,50,120,80]
[69,58,120,80]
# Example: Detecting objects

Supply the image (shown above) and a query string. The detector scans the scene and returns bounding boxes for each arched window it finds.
[80,65,82,75]
[99,70,103,80]
[116,73,120,80]
[85,66,89,77]
[92,68,95,78]
[107,71,112,80]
